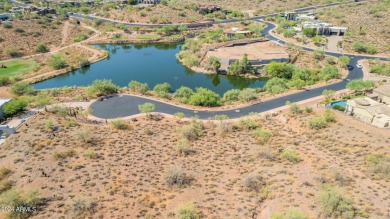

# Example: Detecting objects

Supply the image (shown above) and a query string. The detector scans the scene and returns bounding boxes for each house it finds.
[136,0,160,4]
[346,97,390,128]
[23,6,56,16]
[302,21,347,36]
[281,12,317,21]
[0,14,8,21]
[9,7,23,14]
[372,85,390,105]
[0,99,12,119]
[224,27,253,38]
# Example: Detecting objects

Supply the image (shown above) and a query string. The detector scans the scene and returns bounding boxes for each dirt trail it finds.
[60,21,71,46]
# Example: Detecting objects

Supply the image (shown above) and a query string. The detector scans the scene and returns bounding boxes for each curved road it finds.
[90,20,388,119]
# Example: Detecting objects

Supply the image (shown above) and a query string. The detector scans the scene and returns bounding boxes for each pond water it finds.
[32,43,268,95]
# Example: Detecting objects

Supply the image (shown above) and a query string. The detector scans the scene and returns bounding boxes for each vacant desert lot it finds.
[0,102,389,218]
[317,0,390,56]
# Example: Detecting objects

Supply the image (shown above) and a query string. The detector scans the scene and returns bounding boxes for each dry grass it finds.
[0,104,389,218]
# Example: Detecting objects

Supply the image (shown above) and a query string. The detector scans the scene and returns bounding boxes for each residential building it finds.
[224,27,253,38]
[346,97,390,128]
[372,85,390,105]
[198,4,221,14]
[281,12,317,21]
[302,21,347,36]
[136,0,160,4]
[23,6,56,16]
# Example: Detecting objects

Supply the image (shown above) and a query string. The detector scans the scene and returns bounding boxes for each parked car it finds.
[356,64,363,68]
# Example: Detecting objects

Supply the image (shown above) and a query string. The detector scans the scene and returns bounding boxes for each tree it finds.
[138,102,155,118]
[49,55,68,70]
[266,62,294,79]
[264,78,288,94]
[128,80,148,94]
[338,56,350,68]
[302,28,316,37]
[88,79,118,96]
[188,88,221,107]
[227,54,255,75]
[173,86,194,103]
[322,89,335,103]
[10,82,36,96]
[223,89,241,103]
[319,65,340,82]
[153,83,171,98]
[346,79,374,92]
[208,57,221,73]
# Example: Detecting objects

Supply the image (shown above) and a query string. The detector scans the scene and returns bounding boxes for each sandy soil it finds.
[0,101,388,218]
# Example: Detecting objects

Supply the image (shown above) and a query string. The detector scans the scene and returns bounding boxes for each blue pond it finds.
[330,100,347,108]
[32,43,268,95]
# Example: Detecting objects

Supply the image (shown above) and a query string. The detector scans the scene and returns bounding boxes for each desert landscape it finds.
[0,102,389,218]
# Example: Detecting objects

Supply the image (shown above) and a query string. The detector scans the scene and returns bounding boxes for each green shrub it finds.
[264,78,288,94]
[2,99,28,118]
[72,33,88,42]
[319,65,340,81]
[281,149,301,163]
[237,118,259,130]
[253,128,271,144]
[266,62,295,79]
[308,117,327,129]
[346,79,374,91]
[0,189,41,219]
[324,109,336,122]
[223,89,241,103]
[35,43,49,53]
[318,186,354,219]
[238,88,257,102]
[2,23,12,28]
[84,149,97,159]
[333,105,345,111]
[176,138,192,156]
[304,106,313,114]
[188,88,221,107]
[174,86,194,103]
[0,77,11,86]
[4,48,18,58]
[10,82,36,96]
[289,103,303,115]
[138,102,155,118]
[53,150,76,160]
[177,203,200,219]
[270,208,307,219]
[365,154,390,179]
[153,82,171,98]
[49,56,68,69]
[88,79,118,96]
[128,80,149,94]
[110,119,131,130]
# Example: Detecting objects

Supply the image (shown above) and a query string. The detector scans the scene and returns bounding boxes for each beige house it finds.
[346,97,390,128]
[372,85,390,105]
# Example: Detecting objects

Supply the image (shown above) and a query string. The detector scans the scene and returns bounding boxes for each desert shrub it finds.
[35,43,49,53]
[174,86,194,103]
[49,56,68,69]
[308,117,327,130]
[0,189,41,219]
[2,99,28,118]
[79,58,90,67]
[177,203,200,219]
[88,79,118,96]
[289,103,303,115]
[304,106,313,113]
[0,77,11,86]
[153,82,171,98]
[110,119,130,130]
[138,102,155,118]
[318,186,355,219]
[164,167,193,187]
[281,149,301,163]
[2,23,12,28]
[243,173,264,193]
[188,88,221,107]
[53,150,76,160]
[84,149,97,159]
[10,82,36,96]
[270,208,307,219]
[252,128,271,145]
[32,93,52,108]
[217,121,232,135]
[0,168,11,181]
[45,119,53,131]
[324,109,336,122]
[365,155,390,179]
[4,48,18,58]
[223,89,241,103]
[322,89,335,103]
[176,138,192,156]
[69,197,97,218]
[237,118,259,130]
[180,120,203,141]
[77,130,92,143]
[49,105,68,117]
[174,112,185,122]
[72,33,88,42]
[238,88,257,102]
[128,80,149,94]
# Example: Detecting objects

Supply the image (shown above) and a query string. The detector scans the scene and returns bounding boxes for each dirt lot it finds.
[317,0,390,56]
[0,19,89,60]
[0,102,389,218]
